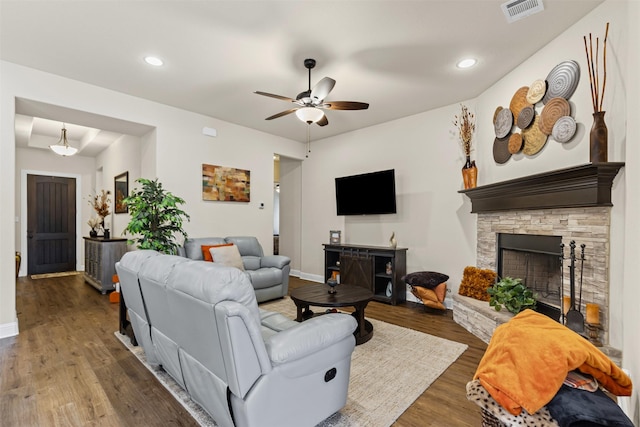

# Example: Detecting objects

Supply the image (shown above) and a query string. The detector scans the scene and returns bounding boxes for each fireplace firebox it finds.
[496,233,562,321]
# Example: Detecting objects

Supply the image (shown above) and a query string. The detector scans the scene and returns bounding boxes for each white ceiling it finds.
[1,0,602,153]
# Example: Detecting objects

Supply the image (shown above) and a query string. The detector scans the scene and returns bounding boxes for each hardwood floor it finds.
[1,274,486,426]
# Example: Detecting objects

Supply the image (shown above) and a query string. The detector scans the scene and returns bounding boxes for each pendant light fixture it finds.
[49,124,78,156]
[295,107,325,124]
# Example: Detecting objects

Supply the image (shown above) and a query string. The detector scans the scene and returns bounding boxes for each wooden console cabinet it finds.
[323,244,407,305]
[84,237,127,294]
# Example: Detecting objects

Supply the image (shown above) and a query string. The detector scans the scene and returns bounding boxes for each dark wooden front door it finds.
[27,175,77,274]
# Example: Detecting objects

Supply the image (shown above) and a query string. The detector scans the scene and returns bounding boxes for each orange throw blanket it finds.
[474,310,632,416]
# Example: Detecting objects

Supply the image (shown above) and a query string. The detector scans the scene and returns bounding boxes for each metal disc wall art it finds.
[539,97,571,135]
[522,115,548,155]
[508,133,523,154]
[517,105,535,129]
[494,108,513,139]
[526,79,547,104]
[542,60,580,104]
[510,86,531,119]
[493,136,511,164]
[552,116,577,143]
[493,106,503,124]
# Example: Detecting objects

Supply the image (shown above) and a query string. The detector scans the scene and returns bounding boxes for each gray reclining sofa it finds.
[180,236,290,303]
[116,250,357,427]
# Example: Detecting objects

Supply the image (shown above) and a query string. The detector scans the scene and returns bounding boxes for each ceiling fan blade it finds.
[311,77,336,103]
[265,109,298,120]
[323,101,369,110]
[316,115,329,127]
[254,91,295,102]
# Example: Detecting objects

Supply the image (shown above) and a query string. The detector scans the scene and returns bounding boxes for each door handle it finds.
[27,231,33,239]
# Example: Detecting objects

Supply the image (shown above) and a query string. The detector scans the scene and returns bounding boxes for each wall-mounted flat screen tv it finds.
[335,169,397,215]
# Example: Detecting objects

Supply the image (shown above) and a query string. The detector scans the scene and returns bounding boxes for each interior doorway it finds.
[275,155,303,275]
[26,174,77,274]
[20,170,83,277]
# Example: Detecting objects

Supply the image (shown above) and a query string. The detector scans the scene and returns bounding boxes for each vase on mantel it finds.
[590,111,608,163]
[462,156,478,189]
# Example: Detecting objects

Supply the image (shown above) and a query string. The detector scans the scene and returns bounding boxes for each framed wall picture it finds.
[114,172,129,214]
[202,164,251,202]
[330,230,341,244]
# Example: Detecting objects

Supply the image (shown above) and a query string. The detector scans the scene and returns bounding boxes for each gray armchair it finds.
[181,236,290,302]
[116,251,357,427]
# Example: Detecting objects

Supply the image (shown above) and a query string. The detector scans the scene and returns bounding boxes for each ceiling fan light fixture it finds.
[49,124,78,156]
[296,107,325,124]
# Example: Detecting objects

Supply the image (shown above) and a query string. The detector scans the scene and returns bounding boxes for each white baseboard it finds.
[0,319,19,339]
[290,269,301,277]
[300,272,323,283]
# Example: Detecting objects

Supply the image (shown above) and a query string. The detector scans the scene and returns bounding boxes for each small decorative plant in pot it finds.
[487,276,537,314]
[122,178,190,254]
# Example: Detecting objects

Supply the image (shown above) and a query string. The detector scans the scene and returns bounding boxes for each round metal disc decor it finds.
[522,115,548,155]
[552,115,577,143]
[526,79,547,104]
[509,86,530,119]
[494,108,513,139]
[542,60,580,104]
[493,106,503,124]
[539,97,571,135]
[508,133,523,154]
[517,105,535,129]
[493,136,511,164]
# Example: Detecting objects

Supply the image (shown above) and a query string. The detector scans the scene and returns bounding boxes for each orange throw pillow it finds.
[433,282,447,303]
[411,286,446,310]
[458,266,497,301]
[201,243,233,262]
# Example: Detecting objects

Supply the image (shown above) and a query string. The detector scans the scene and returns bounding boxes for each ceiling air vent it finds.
[501,0,544,23]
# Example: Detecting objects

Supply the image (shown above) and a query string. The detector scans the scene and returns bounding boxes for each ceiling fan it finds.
[255,58,369,127]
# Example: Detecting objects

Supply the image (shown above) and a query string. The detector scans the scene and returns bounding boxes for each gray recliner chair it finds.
[116,251,357,427]
[181,236,290,302]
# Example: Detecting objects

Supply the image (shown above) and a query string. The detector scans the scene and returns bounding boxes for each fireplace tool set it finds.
[560,241,586,334]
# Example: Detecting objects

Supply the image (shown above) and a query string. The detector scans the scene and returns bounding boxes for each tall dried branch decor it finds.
[453,104,476,157]
[89,189,111,218]
[583,22,610,113]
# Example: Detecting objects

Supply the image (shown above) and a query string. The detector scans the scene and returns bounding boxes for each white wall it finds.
[0,60,306,335]
[300,104,477,295]
[95,134,143,239]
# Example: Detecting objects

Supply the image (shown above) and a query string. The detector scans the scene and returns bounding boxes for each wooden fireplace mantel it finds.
[458,162,625,213]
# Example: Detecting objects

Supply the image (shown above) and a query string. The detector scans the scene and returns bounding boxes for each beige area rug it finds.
[116,297,468,427]
[30,271,82,279]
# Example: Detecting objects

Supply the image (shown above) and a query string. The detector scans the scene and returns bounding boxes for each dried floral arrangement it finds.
[87,217,101,230]
[89,189,111,218]
[583,22,610,113]
[453,104,476,158]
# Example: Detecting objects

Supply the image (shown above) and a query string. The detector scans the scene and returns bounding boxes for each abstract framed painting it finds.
[202,164,250,202]
[114,171,129,213]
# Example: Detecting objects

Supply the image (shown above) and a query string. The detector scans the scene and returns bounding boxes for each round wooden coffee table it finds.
[290,283,374,345]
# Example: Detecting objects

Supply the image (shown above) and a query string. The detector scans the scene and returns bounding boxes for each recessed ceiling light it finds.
[457,58,477,69]
[144,56,164,66]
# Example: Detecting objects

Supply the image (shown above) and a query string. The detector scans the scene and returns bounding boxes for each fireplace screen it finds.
[497,233,562,318]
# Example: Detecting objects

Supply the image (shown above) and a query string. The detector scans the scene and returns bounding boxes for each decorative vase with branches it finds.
[583,22,610,163]
[89,189,111,236]
[122,178,190,255]
[453,103,477,189]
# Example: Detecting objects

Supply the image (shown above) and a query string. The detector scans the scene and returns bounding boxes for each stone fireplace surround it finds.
[453,163,624,355]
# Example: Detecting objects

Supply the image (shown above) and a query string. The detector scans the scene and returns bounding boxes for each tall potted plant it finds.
[123,178,190,254]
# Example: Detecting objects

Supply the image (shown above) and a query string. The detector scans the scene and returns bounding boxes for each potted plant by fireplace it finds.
[488,277,537,314]
[122,178,190,255]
